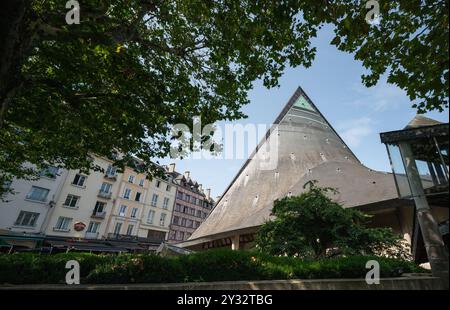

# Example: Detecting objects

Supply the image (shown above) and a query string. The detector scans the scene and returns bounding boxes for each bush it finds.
[0,252,111,284]
[0,249,425,285]
[256,182,410,259]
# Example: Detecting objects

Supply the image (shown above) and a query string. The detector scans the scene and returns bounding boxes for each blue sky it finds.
[160,25,449,199]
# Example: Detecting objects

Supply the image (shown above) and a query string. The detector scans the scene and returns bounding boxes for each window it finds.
[147,210,155,224]
[174,204,182,212]
[139,179,145,187]
[151,194,158,207]
[196,210,202,217]
[183,206,189,214]
[128,175,135,183]
[106,165,117,176]
[87,221,100,233]
[162,197,170,209]
[135,192,141,202]
[54,217,72,231]
[119,205,127,217]
[190,208,195,216]
[14,211,39,227]
[169,230,176,240]
[195,221,200,228]
[177,191,183,199]
[123,188,131,199]
[186,219,193,228]
[185,194,191,202]
[202,212,207,219]
[94,201,106,213]
[130,208,138,218]
[100,182,112,193]
[156,180,161,188]
[72,174,86,187]
[63,194,79,208]
[113,222,122,235]
[39,166,59,179]
[159,213,166,226]
[178,231,184,241]
[26,186,50,202]
[172,216,179,225]
[191,197,197,205]
[166,184,171,192]
[181,218,187,227]
[126,224,134,235]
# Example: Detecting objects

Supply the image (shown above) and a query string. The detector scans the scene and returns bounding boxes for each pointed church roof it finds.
[182,87,398,247]
[404,115,442,129]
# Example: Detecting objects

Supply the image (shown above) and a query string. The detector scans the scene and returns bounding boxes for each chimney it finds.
[168,163,176,173]
[198,184,203,191]
[205,188,211,200]
[184,171,190,179]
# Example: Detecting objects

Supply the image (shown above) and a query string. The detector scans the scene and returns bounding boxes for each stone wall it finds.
[0,275,446,290]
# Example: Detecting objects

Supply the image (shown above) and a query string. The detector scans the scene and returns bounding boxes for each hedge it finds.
[0,249,426,284]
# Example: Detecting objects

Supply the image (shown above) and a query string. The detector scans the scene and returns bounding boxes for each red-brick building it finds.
[166,164,214,243]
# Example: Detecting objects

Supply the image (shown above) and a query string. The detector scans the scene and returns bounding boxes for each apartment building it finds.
[0,166,67,235]
[166,164,215,243]
[105,166,148,240]
[44,156,122,240]
[1,157,211,252]
[138,172,176,242]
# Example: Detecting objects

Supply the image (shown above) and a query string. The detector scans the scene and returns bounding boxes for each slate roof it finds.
[182,87,400,247]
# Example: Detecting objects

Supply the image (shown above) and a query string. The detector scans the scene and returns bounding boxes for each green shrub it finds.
[0,252,110,284]
[0,249,426,285]
[256,182,410,260]
[86,254,184,284]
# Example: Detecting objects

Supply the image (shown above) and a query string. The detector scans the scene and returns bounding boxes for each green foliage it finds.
[0,249,424,284]
[256,181,409,259]
[0,252,110,284]
[1,1,447,195]
[0,0,319,193]
[326,0,449,113]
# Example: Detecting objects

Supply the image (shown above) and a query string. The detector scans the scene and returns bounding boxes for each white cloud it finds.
[337,117,374,148]
[347,80,409,112]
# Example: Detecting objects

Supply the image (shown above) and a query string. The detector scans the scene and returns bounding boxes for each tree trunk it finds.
[0,0,34,128]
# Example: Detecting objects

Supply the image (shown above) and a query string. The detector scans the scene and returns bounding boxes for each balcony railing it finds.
[53,227,70,232]
[25,195,47,203]
[98,190,112,199]
[91,211,106,219]
[104,173,117,181]
[85,231,99,239]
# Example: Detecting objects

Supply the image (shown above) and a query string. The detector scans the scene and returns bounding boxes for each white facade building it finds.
[44,157,122,240]
[0,166,67,235]
[138,175,177,242]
